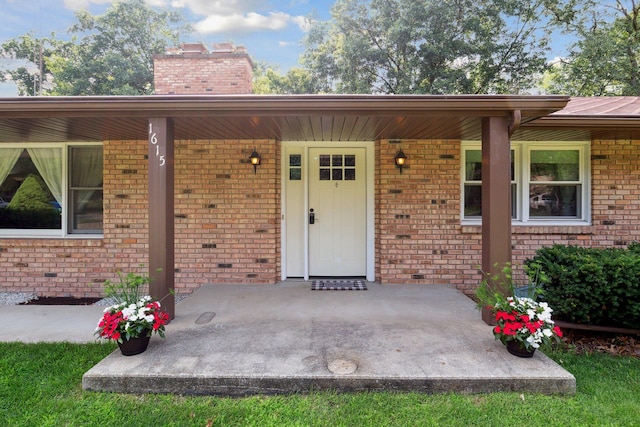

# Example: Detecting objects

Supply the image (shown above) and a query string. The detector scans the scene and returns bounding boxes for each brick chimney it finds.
[153,42,253,95]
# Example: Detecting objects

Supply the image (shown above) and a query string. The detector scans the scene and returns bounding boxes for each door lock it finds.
[309,208,315,224]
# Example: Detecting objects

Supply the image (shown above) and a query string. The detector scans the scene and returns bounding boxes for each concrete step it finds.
[82,283,575,396]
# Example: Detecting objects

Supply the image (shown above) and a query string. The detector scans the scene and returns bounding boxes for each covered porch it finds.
[0,94,570,318]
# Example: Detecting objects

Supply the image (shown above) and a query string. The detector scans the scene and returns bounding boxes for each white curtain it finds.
[26,148,63,205]
[0,148,23,189]
[72,147,103,210]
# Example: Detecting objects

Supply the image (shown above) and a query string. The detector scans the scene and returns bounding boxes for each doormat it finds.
[311,280,367,291]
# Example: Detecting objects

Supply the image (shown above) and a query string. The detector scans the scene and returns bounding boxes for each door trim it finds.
[281,141,375,281]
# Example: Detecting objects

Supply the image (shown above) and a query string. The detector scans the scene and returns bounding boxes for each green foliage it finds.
[0,34,72,96]
[302,0,552,94]
[475,263,515,309]
[542,0,640,96]
[102,265,153,305]
[1,0,191,96]
[475,261,548,309]
[8,174,52,211]
[528,244,640,329]
[1,342,640,426]
[0,174,60,229]
[253,63,323,94]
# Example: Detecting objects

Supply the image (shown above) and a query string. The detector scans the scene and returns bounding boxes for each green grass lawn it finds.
[1,342,639,426]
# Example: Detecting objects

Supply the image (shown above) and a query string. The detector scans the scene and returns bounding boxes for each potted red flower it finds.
[493,296,563,357]
[94,267,170,355]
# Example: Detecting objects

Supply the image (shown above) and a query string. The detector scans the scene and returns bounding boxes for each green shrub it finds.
[0,174,61,229]
[527,244,640,329]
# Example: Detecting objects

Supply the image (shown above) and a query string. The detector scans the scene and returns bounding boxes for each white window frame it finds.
[0,142,103,239]
[461,141,590,226]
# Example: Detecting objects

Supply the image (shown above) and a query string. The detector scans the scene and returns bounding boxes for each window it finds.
[461,142,589,224]
[463,148,517,218]
[0,144,103,236]
[289,154,302,180]
[318,154,356,181]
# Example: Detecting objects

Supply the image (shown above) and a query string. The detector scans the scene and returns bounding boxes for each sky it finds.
[0,0,585,97]
[0,0,335,96]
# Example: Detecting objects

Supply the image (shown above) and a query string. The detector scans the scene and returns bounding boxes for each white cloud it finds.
[178,0,271,16]
[195,11,300,34]
[290,15,311,31]
[58,0,310,35]
[61,0,113,10]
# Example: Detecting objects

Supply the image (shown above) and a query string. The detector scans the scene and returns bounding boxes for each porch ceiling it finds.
[0,94,574,143]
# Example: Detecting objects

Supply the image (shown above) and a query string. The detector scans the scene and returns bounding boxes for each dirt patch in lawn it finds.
[21,297,102,306]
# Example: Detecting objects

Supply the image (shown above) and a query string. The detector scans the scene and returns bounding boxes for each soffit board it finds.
[0,94,570,143]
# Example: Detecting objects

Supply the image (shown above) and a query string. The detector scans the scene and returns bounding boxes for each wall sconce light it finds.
[394,149,407,174]
[249,149,261,174]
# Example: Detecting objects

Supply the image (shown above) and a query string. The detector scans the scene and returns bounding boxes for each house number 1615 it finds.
[148,123,166,166]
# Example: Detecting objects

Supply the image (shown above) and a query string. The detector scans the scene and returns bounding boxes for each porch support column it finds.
[148,118,175,320]
[481,116,512,324]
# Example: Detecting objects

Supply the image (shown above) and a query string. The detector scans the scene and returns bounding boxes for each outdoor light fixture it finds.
[394,149,407,173]
[249,149,261,173]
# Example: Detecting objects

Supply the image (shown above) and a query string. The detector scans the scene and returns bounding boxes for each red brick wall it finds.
[172,139,279,290]
[153,52,253,95]
[0,138,279,297]
[2,136,640,298]
[376,139,481,290]
[375,137,640,294]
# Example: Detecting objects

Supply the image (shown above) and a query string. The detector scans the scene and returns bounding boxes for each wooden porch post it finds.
[148,118,175,320]
[481,116,512,324]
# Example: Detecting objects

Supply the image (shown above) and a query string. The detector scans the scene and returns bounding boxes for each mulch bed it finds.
[21,297,102,306]
[561,329,640,359]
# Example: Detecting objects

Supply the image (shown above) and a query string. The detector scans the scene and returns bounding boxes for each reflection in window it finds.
[290,169,301,180]
[463,149,516,218]
[289,154,302,181]
[318,154,356,181]
[345,169,356,181]
[529,150,580,218]
[529,186,579,217]
[0,145,103,234]
[289,154,301,167]
[0,148,62,229]
[530,150,579,181]
[69,146,103,233]
[462,144,587,222]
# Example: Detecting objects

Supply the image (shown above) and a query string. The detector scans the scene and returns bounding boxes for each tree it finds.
[542,1,640,96]
[253,63,323,94]
[1,0,190,96]
[301,0,553,94]
[0,34,71,96]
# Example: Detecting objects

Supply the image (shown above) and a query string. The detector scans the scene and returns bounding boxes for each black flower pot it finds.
[117,333,151,356]
[506,340,535,358]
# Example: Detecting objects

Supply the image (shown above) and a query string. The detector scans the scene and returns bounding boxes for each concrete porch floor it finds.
[82,282,575,396]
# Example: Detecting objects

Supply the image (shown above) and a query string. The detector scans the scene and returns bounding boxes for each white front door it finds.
[308,148,366,276]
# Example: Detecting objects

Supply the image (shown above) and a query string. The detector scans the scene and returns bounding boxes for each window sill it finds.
[0,233,104,240]
[461,222,593,235]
